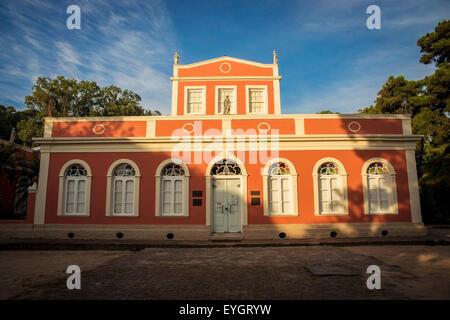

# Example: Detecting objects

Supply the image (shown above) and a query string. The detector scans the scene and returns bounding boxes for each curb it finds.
[0,237,449,250]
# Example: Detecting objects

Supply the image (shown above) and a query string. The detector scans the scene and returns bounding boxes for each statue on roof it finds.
[174,52,179,65]
[273,50,278,64]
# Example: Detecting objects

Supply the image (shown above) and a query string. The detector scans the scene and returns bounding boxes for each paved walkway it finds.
[4,245,449,300]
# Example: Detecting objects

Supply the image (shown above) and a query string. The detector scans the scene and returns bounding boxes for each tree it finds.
[417,19,450,66]
[18,76,161,145]
[357,19,450,223]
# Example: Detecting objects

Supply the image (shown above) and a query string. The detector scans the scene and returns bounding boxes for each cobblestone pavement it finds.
[7,245,449,300]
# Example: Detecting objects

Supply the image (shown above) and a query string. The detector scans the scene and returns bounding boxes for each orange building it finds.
[1,53,426,240]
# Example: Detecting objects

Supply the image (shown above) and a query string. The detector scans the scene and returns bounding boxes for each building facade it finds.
[0,54,426,240]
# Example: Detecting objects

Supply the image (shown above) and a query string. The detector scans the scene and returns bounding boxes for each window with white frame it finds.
[217,88,235,114]
[160,163,185,216]
[112,163,136,215]
[186,88,204,114]
[248,88,265,113]
[318,162,345,214]
[64,164,87,215]
[365,162,397,214]
[268,162,293,215]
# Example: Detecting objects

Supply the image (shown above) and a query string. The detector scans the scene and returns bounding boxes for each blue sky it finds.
[0,0,449,114]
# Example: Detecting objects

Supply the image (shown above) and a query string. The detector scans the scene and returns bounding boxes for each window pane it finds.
[67,190,75,203]
[174,191,182,202]
[320,201,329,213]
[330,179,342,201]
[67,180,75,191]
[125,203,133,214]
[282,202,291,213]
[114,203,122,213]
[66,202,74,213]
[174,203,182,214]
[187,89,203,113]
[271,202,281,213]
[249,89,264,113]
[331,201,342,213]
[163,180,172,191]
[78,180,85,192]
[163,202,171,214]
[115,180,123,192]
[174,179,182,191]
[76,202,84,213]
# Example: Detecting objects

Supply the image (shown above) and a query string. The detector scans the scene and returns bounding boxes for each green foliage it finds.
[417,19,450,66]
[356,19,450,223]
[9,76,161,146]
[316,110,340,114]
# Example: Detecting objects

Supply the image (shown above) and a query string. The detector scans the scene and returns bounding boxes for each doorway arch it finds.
[205,154,248,231]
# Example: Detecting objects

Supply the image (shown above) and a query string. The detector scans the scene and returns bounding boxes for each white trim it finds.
[184,86,206,115]
[273,79,281,114]
[361,158,398,215]
[312,157,349,216]
[105,159,141,217]
[171,76,281,81]
[205,153,248,228]
[246,85,268,115]
[262,158,299,217]
[57,159,92,217]
[295,118,305,135]
[406,150,422,223]
[44,121,53,138]
[171,80,179,115]
[43,113,413,123]
[155,159,190,218]
[215,85,237,115]
[176,56,276,68]
[402,118,412,135]
[33,152,50,224]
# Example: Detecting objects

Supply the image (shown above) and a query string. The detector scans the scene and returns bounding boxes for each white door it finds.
[212,179,241,233]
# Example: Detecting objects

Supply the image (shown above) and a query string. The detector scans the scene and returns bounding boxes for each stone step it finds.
[209,233,244,242]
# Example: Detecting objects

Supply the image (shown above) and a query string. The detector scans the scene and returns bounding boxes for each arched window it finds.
[211,160,242,176]
[161,163,185,216]
[263,159,298,216]
[58,160,92,216]
[313,158,348,215]
[112,164,136,215]
[106,160,140,217]
[155,160,190,217]
[362,159,398,214]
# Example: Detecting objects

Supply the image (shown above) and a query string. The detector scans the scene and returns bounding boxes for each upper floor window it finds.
[246,86,267,114]
[58,160,92,217]
[216,87,236,114]
[312,158,349,216]
[185,86,205,114]
[362,159,398,214]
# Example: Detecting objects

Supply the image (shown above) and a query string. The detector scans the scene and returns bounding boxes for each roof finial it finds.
[273,50,278,65]
[174,52,179,65]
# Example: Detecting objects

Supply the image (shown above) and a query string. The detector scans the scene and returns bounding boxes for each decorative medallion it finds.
[93,124,106,134]
[219,62,231,73]
[257,122,271,133]
[347,121,361,133]
[182,123,195,134]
